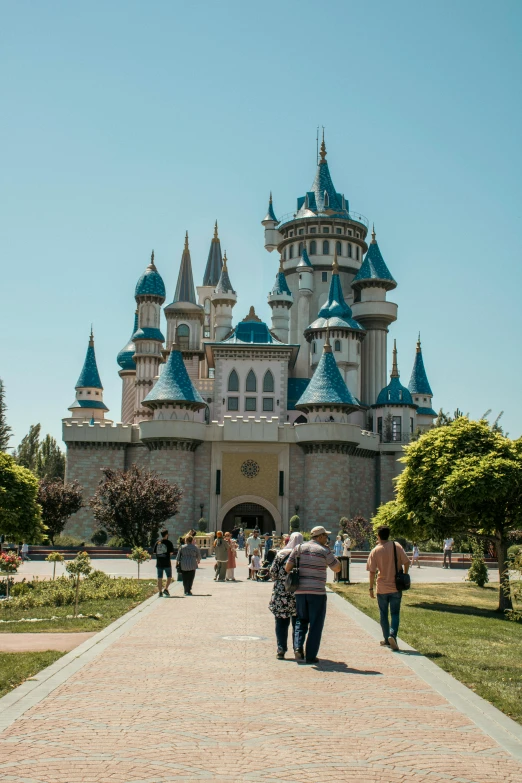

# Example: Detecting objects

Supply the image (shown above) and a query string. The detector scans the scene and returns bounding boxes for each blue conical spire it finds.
[76,329,103,389]
[203,221,223,287]
[135,251,166,300]
[142,344,205,410]
[263,192,278,222]
[296,332,360,411]
[352,226,396,289]
[173,232,197,304]
[408,335,433,396]
[214,252,235,295]
[117,311,139,371]
[310,250,363,332]
[271,257,292,296]
[297,247,313,268]
[374,341,416,407]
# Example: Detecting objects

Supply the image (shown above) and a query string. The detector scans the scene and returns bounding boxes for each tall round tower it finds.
[133,250,166,423]
[211,252,237,341]
[117,310,138,424]
[68,329,110,422]
[267,256,293,343]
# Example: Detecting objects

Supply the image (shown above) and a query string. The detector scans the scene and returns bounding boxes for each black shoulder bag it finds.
[285,545,301,594]
[393,542,411,592]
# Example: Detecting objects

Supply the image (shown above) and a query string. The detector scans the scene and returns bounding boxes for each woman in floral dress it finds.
[268,532,303,659]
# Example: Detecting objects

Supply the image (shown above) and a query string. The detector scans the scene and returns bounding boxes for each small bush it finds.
[289,515,300,531]
[508,544,521,559]
[53,534,85,548]
[466,539,489,588]
[91,529,108,546]
[107,536,127,548]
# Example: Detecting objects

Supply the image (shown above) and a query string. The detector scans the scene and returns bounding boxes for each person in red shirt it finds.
[367,526,410,651]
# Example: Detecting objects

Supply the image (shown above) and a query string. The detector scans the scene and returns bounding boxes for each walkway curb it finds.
[0,585,179,733]
[328,589,522,763]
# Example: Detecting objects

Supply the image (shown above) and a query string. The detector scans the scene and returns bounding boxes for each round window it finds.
[241,459,260,479]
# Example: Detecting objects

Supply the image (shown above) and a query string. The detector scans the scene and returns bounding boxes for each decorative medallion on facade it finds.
[240,459,260,479]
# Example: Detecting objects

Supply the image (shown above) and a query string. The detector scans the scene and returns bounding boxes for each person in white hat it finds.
[284,525,341,664]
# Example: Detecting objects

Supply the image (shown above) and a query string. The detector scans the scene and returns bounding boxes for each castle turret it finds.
[197,221,223,348]
[117,310,138,424]
[68,329,110,422]
[211,251,237,341]
[294,246,314,377]
[295,330,361,421]
[372,340,417,442]
[261,192,281,252]
[164,232,204,381]
[351,226,398,407]
[268,256,293,343]
[133,250,166,423]
[142,342,206,421]
[408,334,436,430]
[305,249,365,399]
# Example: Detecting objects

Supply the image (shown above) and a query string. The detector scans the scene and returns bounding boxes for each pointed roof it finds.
[295,133,349,219]
[408,335,433,396]
[76,330,103,389]
[307,250,364,332]
[352,226,396,290]
[173,233,197,304]
[221,308,284,344]
[117,311,138,371]
[374,341,415,407]
[135,251,166,300]
[263,192,278,223]
[202,221,223,287]
[295,332,360,411]
[214,252,235,295]
[297,247,313,268]
[142,344,205,410]
[271,257,292,296]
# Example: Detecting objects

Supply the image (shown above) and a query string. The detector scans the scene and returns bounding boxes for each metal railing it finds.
[276,210,369,230]
[379,433,412,444]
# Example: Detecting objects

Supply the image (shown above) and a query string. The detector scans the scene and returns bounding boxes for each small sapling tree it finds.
[65,551,92,617]
[127,546,151,580]
[45,550,65,580]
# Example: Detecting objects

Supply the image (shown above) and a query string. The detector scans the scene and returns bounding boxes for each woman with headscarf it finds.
[213,531,230,582]
[268,531,303,659]
[224,531,237,581]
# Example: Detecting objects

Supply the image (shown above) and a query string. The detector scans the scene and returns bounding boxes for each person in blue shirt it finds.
[264,534,273,560]
[333,535,343,557]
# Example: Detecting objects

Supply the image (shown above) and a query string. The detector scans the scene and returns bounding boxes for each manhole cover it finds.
[221,635,264,641]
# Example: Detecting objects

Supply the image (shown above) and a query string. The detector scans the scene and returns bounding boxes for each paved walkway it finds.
[0,561,520,783]
[0,632,96,652]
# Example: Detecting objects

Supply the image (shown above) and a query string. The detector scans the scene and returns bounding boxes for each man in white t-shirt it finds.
[443,537,454,569]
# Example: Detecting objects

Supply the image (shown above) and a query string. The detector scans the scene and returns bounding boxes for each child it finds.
[411,542,420,568]
[250,549,261,581]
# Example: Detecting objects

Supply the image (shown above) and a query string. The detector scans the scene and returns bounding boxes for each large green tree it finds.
[37,480,83,545]
[373,418,522,612]
[15,424,41,472]
[36,435,66,481]
[0,379,12,452]
[89,466,183,547]
[0,451,44,542]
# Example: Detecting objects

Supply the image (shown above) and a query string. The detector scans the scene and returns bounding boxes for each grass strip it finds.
[0,651,65,698]
[331,582,522,724]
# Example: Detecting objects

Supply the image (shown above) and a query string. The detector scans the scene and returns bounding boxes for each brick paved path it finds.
[1,561,521,783]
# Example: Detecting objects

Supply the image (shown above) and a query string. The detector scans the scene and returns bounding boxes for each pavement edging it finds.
[328,588,522,763]
[0,585,176,733]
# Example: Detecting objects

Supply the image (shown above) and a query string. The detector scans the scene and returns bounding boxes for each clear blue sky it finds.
[1,0,521,447]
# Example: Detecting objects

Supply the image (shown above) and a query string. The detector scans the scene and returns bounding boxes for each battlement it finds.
[62,420,138,445]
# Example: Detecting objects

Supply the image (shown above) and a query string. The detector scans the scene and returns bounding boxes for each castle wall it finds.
[125,444,150,470]
[65,444,126,541]
[194,442,212,524]
[377,451,402,506]
[287,444,305,523]
[148,445,196,539]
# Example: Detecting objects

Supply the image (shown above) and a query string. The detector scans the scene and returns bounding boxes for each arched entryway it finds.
[218,495,282,534]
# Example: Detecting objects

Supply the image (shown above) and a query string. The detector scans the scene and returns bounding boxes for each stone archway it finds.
[217,494,282,534]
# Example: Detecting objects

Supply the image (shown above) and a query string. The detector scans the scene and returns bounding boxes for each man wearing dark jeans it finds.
[285,526,341,664]
[367,526,410,651]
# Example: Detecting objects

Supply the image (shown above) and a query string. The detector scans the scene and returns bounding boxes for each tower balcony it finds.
[277,210,369,231]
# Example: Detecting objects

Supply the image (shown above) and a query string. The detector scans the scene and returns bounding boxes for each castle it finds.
[63,137,436,539]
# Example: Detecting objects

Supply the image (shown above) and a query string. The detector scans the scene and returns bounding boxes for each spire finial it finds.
[149,248,156,269]
[269,191,273,203]
[213,221,218,240]
[391,339,399,378]
[324,322,332,352]
[371,224,376,244]
[332,245,339,274]
[89,325,94,346]
[184,231,189,250]
[222,250,228,271]
[319,128,327,164]
[416,332,421,353]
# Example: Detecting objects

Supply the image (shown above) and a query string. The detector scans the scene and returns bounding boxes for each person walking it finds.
[225,532,237,581]
[333,535,343,557]
[176,534,201,596]
[153,529,175,597]
[237,529,245,550]
[213,531,229,582]
[443,537,454,569]
[269,532,303,659]
[411,542,421,568]
[246,530,262,578]
[264,533,273,560]
[21,542,30,562]
[285,525,341,664]
[367,525,410,650]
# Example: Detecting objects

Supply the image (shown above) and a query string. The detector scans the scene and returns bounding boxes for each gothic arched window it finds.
[289,245,294,259]
[322,240,329,255]
[177,324,189,350]
[356,246,360,260]
[334,339,341,352]
[245,369,257,392]
[336,241,342,256]
[263,369,274,393]
[347,243,352,258]
[228,370,239,392]
[310,240,317,255]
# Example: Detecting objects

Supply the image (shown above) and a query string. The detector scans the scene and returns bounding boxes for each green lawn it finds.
[0,581,157,633]
[331,582,522,724]
[0,651,65,698]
